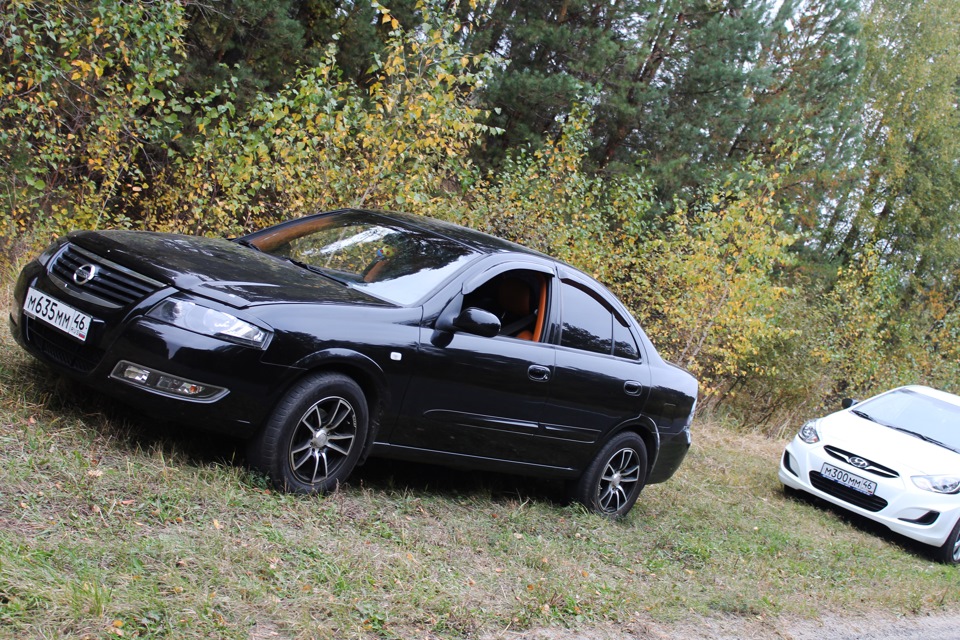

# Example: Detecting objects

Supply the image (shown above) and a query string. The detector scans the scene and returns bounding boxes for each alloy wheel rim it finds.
[288,396,357,485]
[953,534,960,562]
[597,447,641,513]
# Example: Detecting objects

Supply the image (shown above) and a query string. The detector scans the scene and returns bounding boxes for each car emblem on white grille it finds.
[848,456,869,469]
[73,264,98,285]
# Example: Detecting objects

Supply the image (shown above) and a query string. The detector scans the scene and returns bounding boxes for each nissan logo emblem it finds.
[848,456,869,469]
[73,264,98,286]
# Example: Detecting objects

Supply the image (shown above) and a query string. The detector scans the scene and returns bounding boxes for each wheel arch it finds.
[597,416,661,483]
[282,348,390,463]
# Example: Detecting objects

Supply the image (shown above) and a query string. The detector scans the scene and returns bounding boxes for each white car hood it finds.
[820,412,960,476]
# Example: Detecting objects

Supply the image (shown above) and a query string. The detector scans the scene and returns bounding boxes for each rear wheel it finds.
[935,517,960,564]
[573,432,648,517]
[249,372,368,494]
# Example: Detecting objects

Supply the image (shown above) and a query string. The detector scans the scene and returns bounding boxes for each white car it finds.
[779,385,960,563]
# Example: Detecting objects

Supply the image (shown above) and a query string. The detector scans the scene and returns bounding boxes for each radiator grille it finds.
[50,244,162,308]
[23,316,103,373]
[823,445,899,479]
[810,471,889,512]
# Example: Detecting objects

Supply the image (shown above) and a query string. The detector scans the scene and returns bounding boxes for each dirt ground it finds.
[489,612,960,639]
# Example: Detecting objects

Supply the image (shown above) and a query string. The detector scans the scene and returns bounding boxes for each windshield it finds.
[244,212,478,305]
[853,388,960,451]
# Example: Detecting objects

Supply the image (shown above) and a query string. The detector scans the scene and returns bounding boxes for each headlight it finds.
[912,475,960,495]
[798,419,820,444]
[147,299,271,349]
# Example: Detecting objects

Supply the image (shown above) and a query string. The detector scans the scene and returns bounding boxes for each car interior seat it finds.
[497,277,537,340]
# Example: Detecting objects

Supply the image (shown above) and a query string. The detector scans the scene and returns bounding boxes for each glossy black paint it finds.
[10,209,697,490]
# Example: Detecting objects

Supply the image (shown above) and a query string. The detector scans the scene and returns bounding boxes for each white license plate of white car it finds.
[23,287,93,342]
[820,462,877,495]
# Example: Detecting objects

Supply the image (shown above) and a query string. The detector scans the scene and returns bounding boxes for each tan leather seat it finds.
[498,277,535,340]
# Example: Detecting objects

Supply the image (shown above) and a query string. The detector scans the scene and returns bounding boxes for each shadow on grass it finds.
[351,456,572,509]
[11,355,573,511]
[782,485,944,565]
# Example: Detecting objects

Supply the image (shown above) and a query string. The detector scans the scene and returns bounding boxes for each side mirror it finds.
[841,397,859,409]
[452,307,501,338]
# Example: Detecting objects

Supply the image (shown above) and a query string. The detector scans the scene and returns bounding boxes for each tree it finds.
[178,0,421,105]
[461,0,862,211]
[827,0,960,296]
[732,0,863,232]
[0,0,187,238]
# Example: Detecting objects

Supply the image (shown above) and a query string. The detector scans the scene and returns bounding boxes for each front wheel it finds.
[572,432,648,517]
[249,372,368,494]
[935,517,960,564]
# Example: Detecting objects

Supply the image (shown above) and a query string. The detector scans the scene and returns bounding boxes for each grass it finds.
[2,330,960,638]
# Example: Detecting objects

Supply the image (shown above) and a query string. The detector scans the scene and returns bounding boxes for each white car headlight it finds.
[798,419,821,444]
[912,475,960,495]
[148,299,271,349]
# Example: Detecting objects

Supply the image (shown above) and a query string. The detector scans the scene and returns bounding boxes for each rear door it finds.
[537,274,651,468]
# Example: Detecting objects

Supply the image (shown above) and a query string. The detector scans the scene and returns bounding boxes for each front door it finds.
[391,267,558,464]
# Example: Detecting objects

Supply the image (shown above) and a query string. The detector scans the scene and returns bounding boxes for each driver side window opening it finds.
[462,269,549,342]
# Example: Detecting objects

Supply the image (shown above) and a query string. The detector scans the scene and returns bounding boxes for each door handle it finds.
[624,381,643,396]
[528,365,551,382]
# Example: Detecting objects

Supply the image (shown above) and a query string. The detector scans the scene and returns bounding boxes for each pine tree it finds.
[464,0,863,213]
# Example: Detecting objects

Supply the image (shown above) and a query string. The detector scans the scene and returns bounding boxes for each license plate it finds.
[820,462,877,495]
[23,287,93,342]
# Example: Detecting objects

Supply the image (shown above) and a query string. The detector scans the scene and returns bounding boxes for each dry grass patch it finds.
[2,335,960,638]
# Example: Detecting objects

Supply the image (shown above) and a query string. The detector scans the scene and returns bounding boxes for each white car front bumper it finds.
[779,437,960,549]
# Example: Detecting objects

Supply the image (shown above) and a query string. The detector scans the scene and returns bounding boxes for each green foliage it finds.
[143,0,499,235]
[802,0,960,408]
[179,0,320,103]
[3,0,960,428]
[460,0,863,210]
[178,0,424,106]
[0,0,187,244]
[635,160,799,400]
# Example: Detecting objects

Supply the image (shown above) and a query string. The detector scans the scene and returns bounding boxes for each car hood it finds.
[820,411,960,475]
[68,230,394,309]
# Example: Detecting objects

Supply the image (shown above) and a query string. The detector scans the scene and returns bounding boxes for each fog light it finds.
[118,363,151,384]
[110,361,228,402]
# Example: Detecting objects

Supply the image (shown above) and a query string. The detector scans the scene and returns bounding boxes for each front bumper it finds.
[11,266,294,438]
[779,438,960,548]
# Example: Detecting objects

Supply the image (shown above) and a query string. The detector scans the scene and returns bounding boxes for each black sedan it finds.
[10,209,696,516]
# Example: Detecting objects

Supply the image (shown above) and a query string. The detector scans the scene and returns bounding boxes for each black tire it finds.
[573,432,648,517]
[935,517,960,564]
[248,372,368,494]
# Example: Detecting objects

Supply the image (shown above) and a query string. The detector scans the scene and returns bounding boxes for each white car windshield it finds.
[853,389,960,452]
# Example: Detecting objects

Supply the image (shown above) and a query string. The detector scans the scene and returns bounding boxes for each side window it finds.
[461,269,549,342]
[613,319,640,360]
[559,282,613,355]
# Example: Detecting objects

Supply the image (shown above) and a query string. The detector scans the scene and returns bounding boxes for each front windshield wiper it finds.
[281,256,350,285]
[853,410,959,452]
[890,427,960,454]
[232,238,262,252]
[851,409,881,424]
